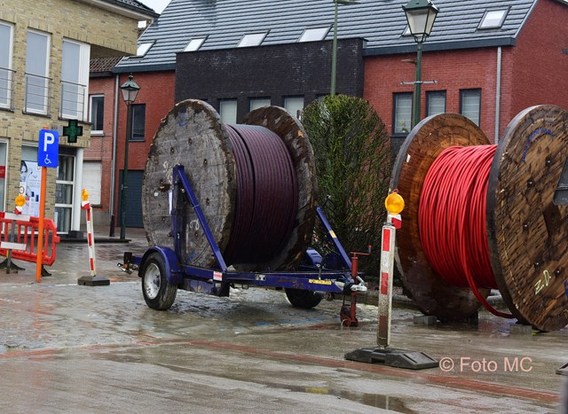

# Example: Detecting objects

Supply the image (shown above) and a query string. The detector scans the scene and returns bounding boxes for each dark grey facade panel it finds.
[175,39,365,122]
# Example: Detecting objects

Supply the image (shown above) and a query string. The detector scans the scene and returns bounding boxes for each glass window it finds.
[284,96,304,120]
[89,95,104,134]
[426,91,446,116]
[460,89,481,126]
[393,93,412,134]
[219,99,237,124]
[184,37,206,52]
[249,98,271,112]
[136,42,153,57]
[237,32,268,48]
[61,39,89,120]
[298,27,330,42]
[25,30,50,114]
[54,154,75,233]
[479,9,508,29]
[0,22,14,109]
[130,104,146,141]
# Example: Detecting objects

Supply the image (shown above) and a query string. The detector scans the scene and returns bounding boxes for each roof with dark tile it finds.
[103,0,160,17]
[90,56,124,73]
[115,0,566,72]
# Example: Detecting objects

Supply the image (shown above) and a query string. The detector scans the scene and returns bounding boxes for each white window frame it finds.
[249,97,271,112]
[136,42,154,57]
[479,9,508,30]
[284,96,304,120]
[219,99,237,124]
[184,37,206,52]
[426,91,446,117]
[61,38,90,121]
[25,29,51,115]
[460,89,482,126]
[89,94,104,135]
[393,93,412,134]
[299,27,330,42]
[237,32,268,48]
[0,21,14,110]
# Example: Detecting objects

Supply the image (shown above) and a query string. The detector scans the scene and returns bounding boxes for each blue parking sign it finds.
[38,129,59,168]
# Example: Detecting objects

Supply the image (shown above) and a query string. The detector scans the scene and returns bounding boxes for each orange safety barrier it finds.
[0,211,60,265]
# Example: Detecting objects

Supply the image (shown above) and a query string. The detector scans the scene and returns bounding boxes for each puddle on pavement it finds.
[286,384,416,413]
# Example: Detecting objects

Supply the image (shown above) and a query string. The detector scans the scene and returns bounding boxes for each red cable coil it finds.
[418,145,513,318]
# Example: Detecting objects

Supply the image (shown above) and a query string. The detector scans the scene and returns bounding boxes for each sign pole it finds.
[35,166,47,283]
[36,128,59,283]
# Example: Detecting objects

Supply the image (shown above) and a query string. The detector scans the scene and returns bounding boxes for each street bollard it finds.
[78,189,110,286]
[344,190,438,369]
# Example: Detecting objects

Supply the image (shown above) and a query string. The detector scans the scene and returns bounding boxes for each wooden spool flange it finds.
[391,113,491,322]
[487,105,568,332]
[142,99,316,270]
[392,106,568,331]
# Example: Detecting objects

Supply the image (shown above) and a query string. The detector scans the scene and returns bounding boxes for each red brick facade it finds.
[364,0,568,145]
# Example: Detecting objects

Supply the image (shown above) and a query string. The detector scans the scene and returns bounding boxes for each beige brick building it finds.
[0,0,156,235]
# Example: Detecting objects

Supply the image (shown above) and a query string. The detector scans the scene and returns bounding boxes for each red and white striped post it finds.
[345,190,438,368]
[377,191,404,348]
[78,189,110,286]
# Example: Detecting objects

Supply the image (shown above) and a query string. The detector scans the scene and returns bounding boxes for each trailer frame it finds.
[121,165,367,314]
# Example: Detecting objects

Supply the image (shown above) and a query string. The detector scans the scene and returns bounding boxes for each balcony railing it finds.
[60,80,87,120]
[0,66,15,110]
[24,73,51,115]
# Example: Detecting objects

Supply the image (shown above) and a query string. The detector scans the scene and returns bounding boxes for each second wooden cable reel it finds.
[391,104,568,332]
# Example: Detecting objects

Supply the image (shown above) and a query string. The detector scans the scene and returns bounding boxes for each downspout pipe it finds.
[494,47,502,143]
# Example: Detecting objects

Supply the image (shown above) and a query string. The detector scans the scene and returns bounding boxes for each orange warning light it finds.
[81,188,89,202]
[15,194,26,207]
[385,191,405,215]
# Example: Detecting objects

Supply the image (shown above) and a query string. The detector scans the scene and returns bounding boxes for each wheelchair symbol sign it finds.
[38,129,59,168]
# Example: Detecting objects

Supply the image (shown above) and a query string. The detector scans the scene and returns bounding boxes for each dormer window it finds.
[298,26,331,42]
[136,42,154,57]
[237,32,268,47]
[478,9,508,30]
[184,37,206,52]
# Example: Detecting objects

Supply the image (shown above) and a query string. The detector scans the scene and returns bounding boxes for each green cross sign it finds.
[63,119,83,143]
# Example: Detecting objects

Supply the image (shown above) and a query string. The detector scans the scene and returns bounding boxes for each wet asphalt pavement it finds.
[0,228,567,413]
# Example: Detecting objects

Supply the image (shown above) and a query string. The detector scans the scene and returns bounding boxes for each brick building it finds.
[108,0,567,228]
[0,0,157,235]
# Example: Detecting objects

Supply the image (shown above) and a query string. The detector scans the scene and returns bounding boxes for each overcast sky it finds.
[139,0,171,13]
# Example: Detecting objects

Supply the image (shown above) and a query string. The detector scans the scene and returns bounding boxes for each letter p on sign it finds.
[38,129,59,168]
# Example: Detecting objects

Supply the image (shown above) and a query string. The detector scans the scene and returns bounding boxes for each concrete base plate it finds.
[78,275,110,286]
[345,347,439,370]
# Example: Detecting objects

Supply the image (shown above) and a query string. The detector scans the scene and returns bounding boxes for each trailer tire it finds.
[285,288,323,309]
[141,252,177,310]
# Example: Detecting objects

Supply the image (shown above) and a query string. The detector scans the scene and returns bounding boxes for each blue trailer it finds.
[120,164,367,324]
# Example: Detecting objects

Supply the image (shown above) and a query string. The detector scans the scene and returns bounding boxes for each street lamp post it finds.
[119,74,140,240]
[403,0,439,127]
[331,0,358,96]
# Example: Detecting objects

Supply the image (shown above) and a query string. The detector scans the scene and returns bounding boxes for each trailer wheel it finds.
[285,288,323,309]
[141,252,177,310]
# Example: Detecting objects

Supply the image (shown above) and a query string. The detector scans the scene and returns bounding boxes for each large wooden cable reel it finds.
[391,105,568,331]
[142,99,317,271]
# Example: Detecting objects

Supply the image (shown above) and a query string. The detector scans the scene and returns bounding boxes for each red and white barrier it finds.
[78,189,109,286]
[377,219,396,348]
[82,195,96,277]
[0,211,60,266]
